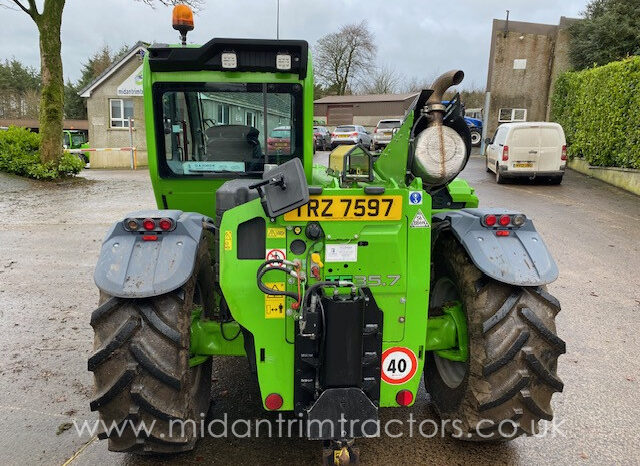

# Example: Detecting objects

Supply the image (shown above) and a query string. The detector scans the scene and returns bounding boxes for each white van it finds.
[485,122,567,184]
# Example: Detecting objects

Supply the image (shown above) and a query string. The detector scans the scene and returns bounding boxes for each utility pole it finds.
[276,0,280,39]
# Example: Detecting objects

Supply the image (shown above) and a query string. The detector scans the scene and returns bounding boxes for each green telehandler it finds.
[89,5,564,463]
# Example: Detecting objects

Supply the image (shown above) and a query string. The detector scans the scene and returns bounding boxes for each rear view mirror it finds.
[250,158,309,218]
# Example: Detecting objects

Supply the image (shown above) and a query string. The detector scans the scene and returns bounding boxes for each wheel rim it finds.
[431,276,467,389]
[471,132,481,145]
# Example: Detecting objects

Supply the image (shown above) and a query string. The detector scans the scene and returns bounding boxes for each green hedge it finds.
[0,126,84,180]
[551,56,640,169]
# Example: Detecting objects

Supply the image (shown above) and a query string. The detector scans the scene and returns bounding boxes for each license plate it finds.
[513,162,533,168]
[275,142,287,148]
[283,195,403,221]
[338,134,350,138]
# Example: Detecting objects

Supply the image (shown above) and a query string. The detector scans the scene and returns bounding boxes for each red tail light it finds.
[374,128,378,133]
[352,132,358,137]
[396,390,414,406]
[483,214,497,227]
[496,230,510,237]
[142,235,158,241]
[331,133,336,137]
[159,218,173,231]
[142,218,156,231]
[561,144,567,161]
[502,145,509,161]
[265,393,283,410]
[499,215,511,226]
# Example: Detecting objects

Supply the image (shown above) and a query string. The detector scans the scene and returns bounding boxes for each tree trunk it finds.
[36,0,66,165]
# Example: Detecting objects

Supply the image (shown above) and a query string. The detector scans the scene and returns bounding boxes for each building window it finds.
[217,104,230,124]
[246,111,256,127]
[498,108,527,122]
[110,98,134,128]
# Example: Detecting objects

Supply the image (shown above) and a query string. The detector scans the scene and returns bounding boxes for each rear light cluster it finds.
[502,145,509,161]
[351,132,358,137]
[482,214,526,237]
[561,144,567,161]
[124,217,176,232]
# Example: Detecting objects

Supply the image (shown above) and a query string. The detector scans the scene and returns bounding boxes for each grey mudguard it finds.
[433,208,558,286]
[94,210,209,298]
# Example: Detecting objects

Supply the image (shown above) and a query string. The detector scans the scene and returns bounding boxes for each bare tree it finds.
[314,21,377,95]
[400,75,439,94]
[0,0,201,167]
[361,64,401,94]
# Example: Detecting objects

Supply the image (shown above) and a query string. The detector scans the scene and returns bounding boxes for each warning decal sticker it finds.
[381,347,418,384]
[265,249,286,268]
[410,209,430,228]
[264,282,285,319]
[224,230,233,251]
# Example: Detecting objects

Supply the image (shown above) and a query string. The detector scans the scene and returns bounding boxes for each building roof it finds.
[79,41,149,98]
[314,93,418,105]
[0,118,88,131]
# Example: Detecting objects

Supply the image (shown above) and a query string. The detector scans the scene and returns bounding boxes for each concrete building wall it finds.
[86,56,147,168]
[546,17,577,120]
[486,19,557,137]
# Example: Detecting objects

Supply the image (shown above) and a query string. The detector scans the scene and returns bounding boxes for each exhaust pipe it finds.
[411,69,467,187]
[425,70,464,124]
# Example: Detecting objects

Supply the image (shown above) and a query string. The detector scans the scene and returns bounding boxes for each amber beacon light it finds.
[172,4,194,45]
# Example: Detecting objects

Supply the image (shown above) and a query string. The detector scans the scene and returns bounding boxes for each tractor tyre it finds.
[88,237,214,453]
[470,129,482,147]
[425,235,565,441]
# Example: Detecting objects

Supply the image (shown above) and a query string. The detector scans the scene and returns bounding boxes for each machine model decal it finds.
[283,195,403,221]
[353,275,401,287]
[381,347,418,384]
[264,282,286,319]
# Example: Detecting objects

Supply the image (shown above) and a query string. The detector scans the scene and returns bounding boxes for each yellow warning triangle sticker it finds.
[410,209,430,228]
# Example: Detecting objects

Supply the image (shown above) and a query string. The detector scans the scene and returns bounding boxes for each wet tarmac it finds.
[0,154,638,465]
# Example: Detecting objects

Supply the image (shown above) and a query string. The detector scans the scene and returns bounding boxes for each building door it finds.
[327,105,354,126]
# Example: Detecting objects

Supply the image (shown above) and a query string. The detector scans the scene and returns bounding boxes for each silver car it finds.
[371,119,402,150]
[330,125,372,149]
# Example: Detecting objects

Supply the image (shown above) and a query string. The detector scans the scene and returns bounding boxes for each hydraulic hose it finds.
[256,259,300,300]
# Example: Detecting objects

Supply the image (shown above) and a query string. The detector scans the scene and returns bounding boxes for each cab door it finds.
[537,126,563,172]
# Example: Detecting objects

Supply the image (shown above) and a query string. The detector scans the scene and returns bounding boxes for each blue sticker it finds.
[409,191,423,205]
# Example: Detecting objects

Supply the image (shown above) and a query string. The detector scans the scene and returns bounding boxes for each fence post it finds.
[128,118,135,170]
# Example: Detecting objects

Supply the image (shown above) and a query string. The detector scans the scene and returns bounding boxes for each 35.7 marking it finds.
[353,275,401,287]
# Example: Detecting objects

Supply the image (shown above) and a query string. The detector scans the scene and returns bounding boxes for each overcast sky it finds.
[0,0,588,90]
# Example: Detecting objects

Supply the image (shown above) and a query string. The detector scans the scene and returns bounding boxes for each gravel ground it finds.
[0,154,638,465]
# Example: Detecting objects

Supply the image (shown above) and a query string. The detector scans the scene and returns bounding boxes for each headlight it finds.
[412,125,467,187]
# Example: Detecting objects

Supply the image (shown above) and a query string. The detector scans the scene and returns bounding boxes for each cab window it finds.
[154,82,303,177]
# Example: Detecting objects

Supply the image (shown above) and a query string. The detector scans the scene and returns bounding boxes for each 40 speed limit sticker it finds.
[381,347,418,385]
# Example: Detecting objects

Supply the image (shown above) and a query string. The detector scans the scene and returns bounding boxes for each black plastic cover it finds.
[148,38,309,78]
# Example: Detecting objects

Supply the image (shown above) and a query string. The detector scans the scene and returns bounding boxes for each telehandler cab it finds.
[89,5,564,463]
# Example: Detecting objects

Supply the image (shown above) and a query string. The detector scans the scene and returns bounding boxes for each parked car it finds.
[313,126,331,151]
[266,126,291,155]
[330,125,372,149]
[485,122,567,184]
[371,119,402,151]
